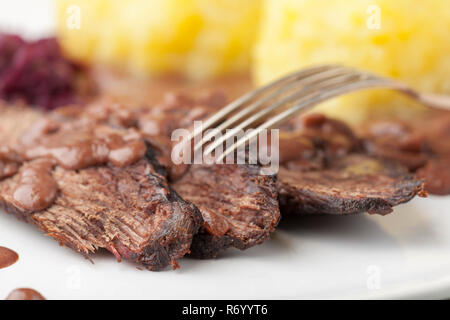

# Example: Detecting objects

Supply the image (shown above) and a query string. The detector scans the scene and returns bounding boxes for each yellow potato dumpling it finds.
[254,0,450,123]
[56,0,262,80]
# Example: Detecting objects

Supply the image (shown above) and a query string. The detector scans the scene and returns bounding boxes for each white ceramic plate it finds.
[1,1,450,300]
[1,197,450,300]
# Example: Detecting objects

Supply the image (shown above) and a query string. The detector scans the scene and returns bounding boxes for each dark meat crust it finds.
[189,233,234,259]
[173,164,280,258]
[278,154,425,216]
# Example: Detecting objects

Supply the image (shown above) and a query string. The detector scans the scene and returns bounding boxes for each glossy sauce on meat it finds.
[0,246,18,269]
[0,109,148,213]
[5,288,45,300]
[20,119,146,170]
[11,160,58,212]
[0,146,21,180]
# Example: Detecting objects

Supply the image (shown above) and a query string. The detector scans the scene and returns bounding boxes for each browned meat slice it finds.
[0,103,41,146]
[0,157,202,270]
[173,164,280,258]
[93,93,281,258]
[0,104,40,179]
[0,105,202,270]
[131,93,282,258]
[416,157,450,195]
[81,100,427,219]
[278,154,425,216]
[276,114,425,215]
[360,111,450,195]
[361,120,430,170]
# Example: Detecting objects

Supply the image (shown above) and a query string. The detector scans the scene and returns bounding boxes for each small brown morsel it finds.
[0,246,18,269]
[11,160,58,212]
[5,288,45,300]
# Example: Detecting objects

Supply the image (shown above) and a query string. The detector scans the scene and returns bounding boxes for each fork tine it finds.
[185,65,340,146]
[194,65,352,153]
[216,76,393,162]
[203,69,362,157]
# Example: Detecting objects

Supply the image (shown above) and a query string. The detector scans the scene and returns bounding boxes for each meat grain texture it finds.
[173,164,280,258]
[131,93,281,257]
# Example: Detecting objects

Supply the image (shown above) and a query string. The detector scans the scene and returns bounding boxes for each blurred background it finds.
[0,0,55,38]
[1,0,449,122]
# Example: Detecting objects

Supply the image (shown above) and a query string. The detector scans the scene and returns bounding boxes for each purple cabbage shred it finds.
[0,34,84,110]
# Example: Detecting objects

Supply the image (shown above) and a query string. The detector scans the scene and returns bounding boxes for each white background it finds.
[0,0,55,39]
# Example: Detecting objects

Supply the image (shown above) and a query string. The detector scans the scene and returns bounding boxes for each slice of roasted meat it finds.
[277,113,425,215]
[109,93,281,258]
[416,157,450,195]
[278,154,424,215]
[173,164,280,258]
[0,92,428,266]
[87,98,425,251]
[360,111,450,195]
[62,94,281,260]
[0,105,202,270]
[0,103,40,179]
[0,157,202,270]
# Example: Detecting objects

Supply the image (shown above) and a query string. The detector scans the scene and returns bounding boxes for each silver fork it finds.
[188,64,450,162]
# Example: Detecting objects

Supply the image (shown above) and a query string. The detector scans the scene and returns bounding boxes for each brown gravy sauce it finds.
[259,114,358,166]
[6,117,147,212]
[0,146,21,180]
[5,288,45,300]
[0,246,18,269]
[11,160,58,212]
[21,120,146,170]
[278,133,316,164]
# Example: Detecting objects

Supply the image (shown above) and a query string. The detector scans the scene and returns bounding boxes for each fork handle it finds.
[415,92,450,111]
[376,79,450,111]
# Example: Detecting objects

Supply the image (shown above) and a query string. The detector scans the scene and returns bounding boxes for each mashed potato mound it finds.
[254,0,450,123]
[56,0,261,80]
[56,0,450,123]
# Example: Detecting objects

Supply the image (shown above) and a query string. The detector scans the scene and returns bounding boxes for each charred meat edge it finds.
[173,164,280,259]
